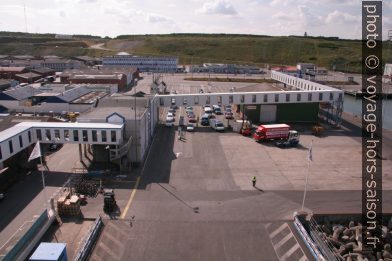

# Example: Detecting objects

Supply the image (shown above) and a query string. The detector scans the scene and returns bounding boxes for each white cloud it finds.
[325,10,360,24]
[146,13,172,23]
[272,11,295,21]
[197,0,237,15]
[298,5,324,27]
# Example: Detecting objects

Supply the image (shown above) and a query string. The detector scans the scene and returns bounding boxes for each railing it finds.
[73,216,103,261]
[110,137,132,161]
[308,217,343,261]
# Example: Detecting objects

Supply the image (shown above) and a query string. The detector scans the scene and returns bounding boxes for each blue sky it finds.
[0,0,391,39]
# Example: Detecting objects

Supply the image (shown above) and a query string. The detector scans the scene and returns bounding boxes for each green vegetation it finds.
[184,77,277,83]
[0,32,391,73]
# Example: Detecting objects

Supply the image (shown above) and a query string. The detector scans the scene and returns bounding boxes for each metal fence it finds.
[307,217,343,261]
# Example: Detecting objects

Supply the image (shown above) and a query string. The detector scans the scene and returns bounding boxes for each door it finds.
[260,105,277,123]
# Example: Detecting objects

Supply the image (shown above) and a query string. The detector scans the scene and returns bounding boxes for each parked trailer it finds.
[253,124,291,142]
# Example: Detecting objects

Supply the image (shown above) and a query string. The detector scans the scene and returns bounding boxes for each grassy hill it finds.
[1,32,391,73]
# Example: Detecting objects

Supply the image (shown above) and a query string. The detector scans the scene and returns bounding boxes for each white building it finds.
[103,53,178,72]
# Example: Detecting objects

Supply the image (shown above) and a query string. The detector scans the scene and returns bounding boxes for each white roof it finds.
[0,121,123,143]
[259,124,290,128]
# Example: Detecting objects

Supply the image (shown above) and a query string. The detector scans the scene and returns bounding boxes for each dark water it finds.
[343,95,392,130]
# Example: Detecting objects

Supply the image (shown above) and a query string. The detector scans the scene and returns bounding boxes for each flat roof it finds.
[15,72,41,79]
[0,67,26,72]
[79,106,146,120]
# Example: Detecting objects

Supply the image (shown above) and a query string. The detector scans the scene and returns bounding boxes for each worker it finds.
[252,176,256,187]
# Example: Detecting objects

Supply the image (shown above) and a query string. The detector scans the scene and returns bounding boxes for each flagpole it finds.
[301,159,310,211]
[39,147,48,209]
[301,140,313,211]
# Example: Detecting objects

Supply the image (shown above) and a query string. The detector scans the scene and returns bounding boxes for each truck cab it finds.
[276,130,300,148]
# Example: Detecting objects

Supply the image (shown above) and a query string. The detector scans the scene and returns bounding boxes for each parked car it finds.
[225,111,233,119]
[204,106,213,114]
[186,108,193,115]
[210,119,225,131]
[167,112,174,118]
[168,108,176,115]
[201,115,210,126]
[187,111,195,118]
[165,120,173,127]
[186,123,195,132]
[166,114,174,123]
[213,107,222,115]
[224,105,232,110]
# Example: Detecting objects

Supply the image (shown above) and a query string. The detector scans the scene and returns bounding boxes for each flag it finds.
[308,141,313,162]
[28,141,41,162]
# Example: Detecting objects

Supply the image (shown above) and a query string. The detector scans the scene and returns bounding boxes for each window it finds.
[55,130,60,141]
[9,140,13,154]
[92,130,97,142]
[111,131,116,142]
[101,130,107,142]
[28,131,31,143]
[45,129,51,141]
[0,146,2,160]
[36,129,42,141]
[194,96,199,105]
[319,93,323,101]
[339,93,343,101]
[64,130,69,141]
[160,98,164,106]
[19,135,23,148]
[229,95,233,104]
[329,93,333,101]
[218,96,222,105]
[206,96,210,104]
[275,94,279,102]
[240,95,245,103]
[286,94,290,102]
[252,95,256,103]
[297,93,301,102]
[73,130,79,141]
[308,93,312,101]
[264,94,268,102]
[83,130,88,142]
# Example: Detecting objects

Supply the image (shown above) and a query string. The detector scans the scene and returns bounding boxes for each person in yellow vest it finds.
[252,176,256,187]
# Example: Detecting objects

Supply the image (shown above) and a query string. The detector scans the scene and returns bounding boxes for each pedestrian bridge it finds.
[0,121,125,164]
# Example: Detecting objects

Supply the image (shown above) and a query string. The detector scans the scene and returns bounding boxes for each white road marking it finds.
[270,223,288,239]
